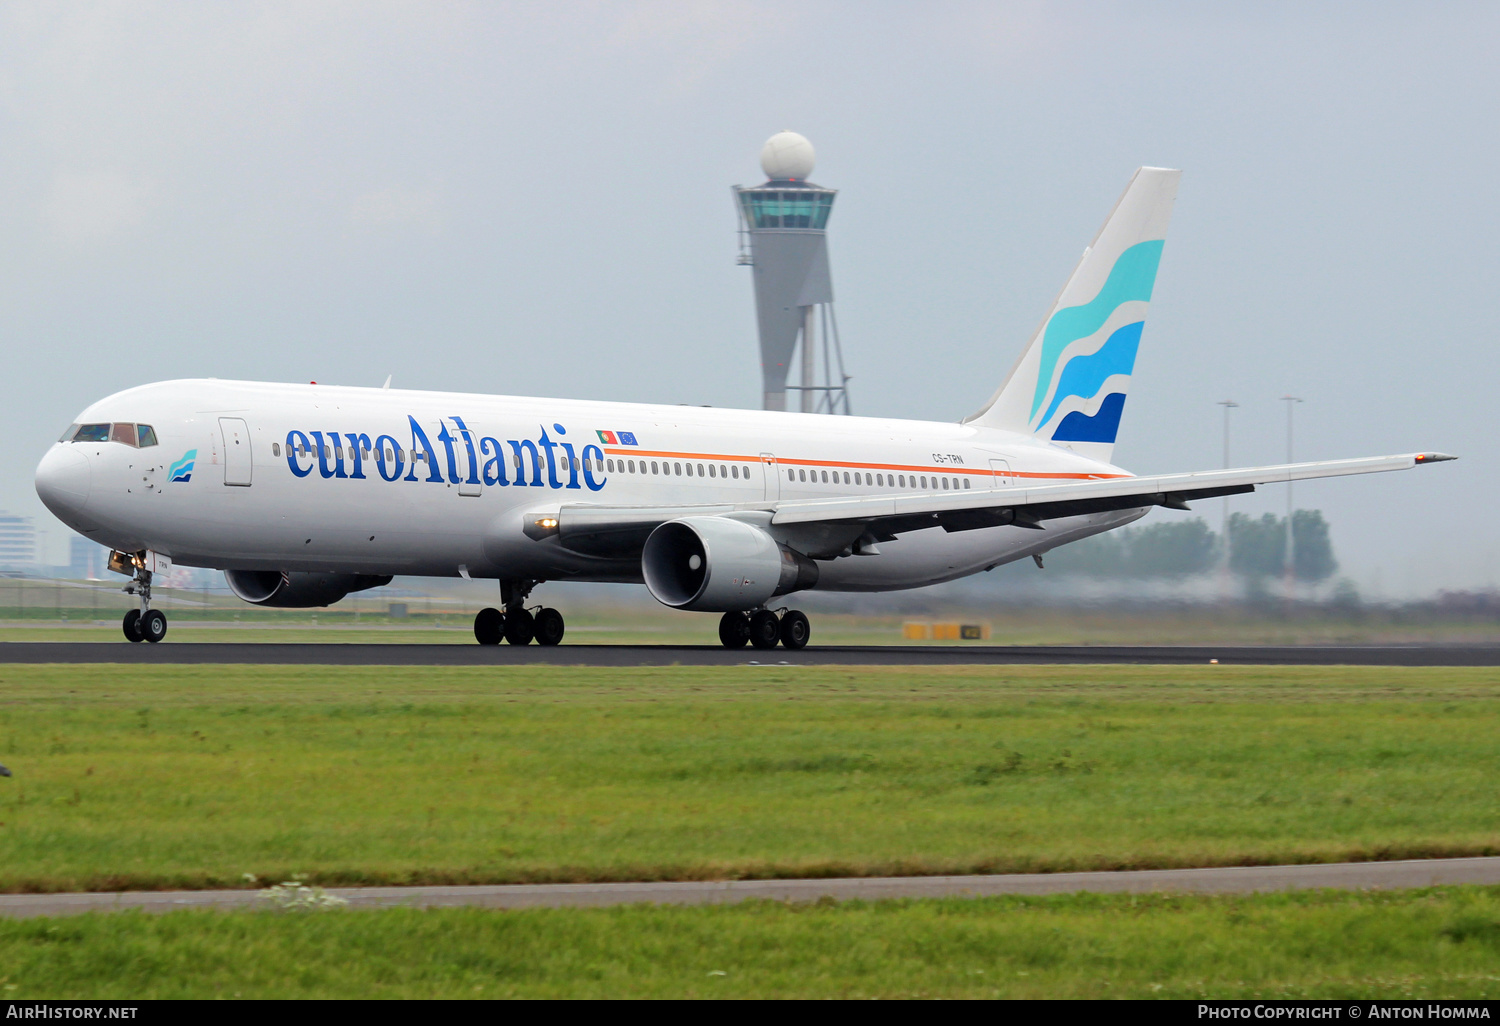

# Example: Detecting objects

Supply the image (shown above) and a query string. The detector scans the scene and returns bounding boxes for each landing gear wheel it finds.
[748,610,781,650]
[718,611,750,649]
[122,609,143,643]
[503,608,535,646]
[474,607,503,646]
[779,610,810,650]
[141,609,168,644]
[534,608,565,647]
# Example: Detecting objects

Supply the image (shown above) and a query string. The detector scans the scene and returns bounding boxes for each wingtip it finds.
[1414,452,1458,464]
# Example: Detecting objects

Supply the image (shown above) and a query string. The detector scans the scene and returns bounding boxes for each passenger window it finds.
[111,423,138,447]
[721,465,728,478]
[798,469,806,482]
[707,465,715,478]
[72,424,110,443]
[963,479,970,489]
[942,478,949,490]
[674,462,682,475]
[136,425,158,447]
[820,470,828,483]
[272,442,281,457]
[697,463,705,476]
[898,475,905,487]
[652,462,659,474]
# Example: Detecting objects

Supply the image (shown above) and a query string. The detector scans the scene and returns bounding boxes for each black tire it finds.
[779,609,810,650]
[718,611,750,649]
[534,608,565,647]
[122,609,143,643]
[503,608,535,646]
[141,609,168,644]
[474,607,503,645]
[748,610,781,650]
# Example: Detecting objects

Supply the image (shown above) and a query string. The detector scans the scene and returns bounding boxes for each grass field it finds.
[0,664,1497,891]
[3,888,1500,998]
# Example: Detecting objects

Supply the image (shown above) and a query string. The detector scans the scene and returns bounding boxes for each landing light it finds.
[537,517,559,530]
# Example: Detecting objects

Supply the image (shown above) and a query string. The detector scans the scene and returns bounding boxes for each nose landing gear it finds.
[719,608,810,650]
[121,562,167,643]
[474,579,564,646]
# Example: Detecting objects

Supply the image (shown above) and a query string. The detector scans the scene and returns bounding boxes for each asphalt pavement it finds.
[1,857,1496,918]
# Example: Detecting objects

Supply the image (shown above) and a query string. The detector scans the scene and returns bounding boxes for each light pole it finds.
[1281,396,1304,603]
[1216,400,1238,589]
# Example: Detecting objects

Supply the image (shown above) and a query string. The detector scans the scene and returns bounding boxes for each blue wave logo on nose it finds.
[168,449,197,483]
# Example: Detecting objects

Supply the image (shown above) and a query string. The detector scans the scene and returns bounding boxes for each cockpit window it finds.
[59,424,79,442]
[71,424,110,443]
[136,424,158,447]
[111,423,139,447]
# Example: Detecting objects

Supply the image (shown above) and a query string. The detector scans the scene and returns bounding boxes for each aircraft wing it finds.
[552,452,1454,557]
[771,452,1456,535]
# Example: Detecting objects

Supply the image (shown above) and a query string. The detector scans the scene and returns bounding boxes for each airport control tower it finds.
[734,132,852,414]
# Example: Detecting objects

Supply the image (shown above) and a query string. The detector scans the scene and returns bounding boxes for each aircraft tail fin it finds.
[965,167,1181,463]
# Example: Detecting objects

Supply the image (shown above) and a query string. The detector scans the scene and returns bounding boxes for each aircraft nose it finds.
[35,444,91,517]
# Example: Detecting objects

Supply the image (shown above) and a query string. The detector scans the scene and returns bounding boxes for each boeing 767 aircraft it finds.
[33,168,1453,647]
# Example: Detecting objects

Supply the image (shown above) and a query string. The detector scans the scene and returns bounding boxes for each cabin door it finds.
[219,418,252,487]
[989,459,1013,488]
[760,453,780,502]
[456,429,482,497]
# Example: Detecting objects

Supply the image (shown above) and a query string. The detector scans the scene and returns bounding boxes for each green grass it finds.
[4,888,1500,998]
[0,665,1497,891]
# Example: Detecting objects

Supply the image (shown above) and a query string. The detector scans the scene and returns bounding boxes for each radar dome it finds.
[760,131,815,181]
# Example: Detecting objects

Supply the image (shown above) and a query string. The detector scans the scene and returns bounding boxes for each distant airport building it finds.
[68,535,105,579]
[734,131,852,414]
[0,513,36,571]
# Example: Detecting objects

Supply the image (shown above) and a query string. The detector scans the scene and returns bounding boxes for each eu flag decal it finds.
[617,431,638,446]
[596,430,618,444]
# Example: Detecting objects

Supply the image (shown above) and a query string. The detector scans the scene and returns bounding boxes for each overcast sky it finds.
[2,1,1495,595]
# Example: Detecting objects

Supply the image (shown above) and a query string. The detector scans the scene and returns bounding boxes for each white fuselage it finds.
[35,379,1148,595]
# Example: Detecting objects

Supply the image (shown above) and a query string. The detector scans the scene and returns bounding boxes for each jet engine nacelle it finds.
[224,570,393,608]
[642,517,818,612]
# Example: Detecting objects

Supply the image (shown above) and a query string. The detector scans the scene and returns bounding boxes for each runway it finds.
[1,857,1496,919]
[2,641,1500,665]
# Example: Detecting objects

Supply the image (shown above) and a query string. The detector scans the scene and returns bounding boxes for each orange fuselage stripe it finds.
[602,448,1128,482]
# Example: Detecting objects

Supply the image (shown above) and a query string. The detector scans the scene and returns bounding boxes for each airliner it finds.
[33,168,1453,647]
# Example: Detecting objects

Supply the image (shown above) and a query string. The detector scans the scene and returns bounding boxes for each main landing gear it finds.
[474,579,564,646]
[121,562,167,644]
[719,608,810,651]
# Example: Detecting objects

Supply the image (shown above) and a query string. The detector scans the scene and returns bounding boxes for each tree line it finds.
[1040,510,1338,581]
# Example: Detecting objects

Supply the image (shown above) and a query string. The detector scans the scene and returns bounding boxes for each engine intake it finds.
[642,517,818,612]
[224,570,393,608]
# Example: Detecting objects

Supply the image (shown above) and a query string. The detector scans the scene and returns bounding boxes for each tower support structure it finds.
[734,132,852,414]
